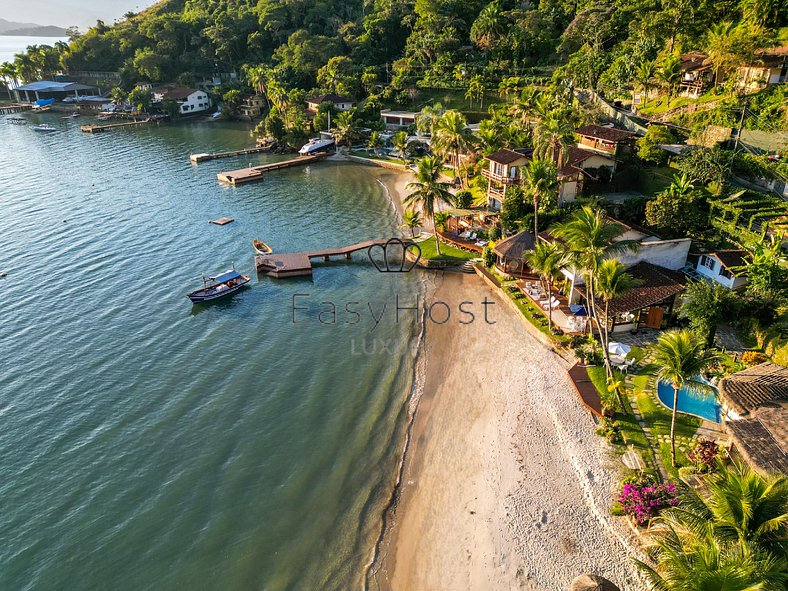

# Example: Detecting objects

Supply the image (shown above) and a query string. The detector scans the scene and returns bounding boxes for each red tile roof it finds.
[576,124,637,143]
[486,148,530,165]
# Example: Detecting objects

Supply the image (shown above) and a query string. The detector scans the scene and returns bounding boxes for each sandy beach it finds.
[370,271,645,591]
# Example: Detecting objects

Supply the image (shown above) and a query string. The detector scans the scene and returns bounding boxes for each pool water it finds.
[657,381,722,423]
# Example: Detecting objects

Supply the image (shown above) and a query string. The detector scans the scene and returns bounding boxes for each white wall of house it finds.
[615,238,691,271]
[178,91,210,113]
[695,255,748,290]
[559,179,579,202]
[580,153,617,172]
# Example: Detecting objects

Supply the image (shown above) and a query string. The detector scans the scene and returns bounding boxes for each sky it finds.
[2,0,157,30]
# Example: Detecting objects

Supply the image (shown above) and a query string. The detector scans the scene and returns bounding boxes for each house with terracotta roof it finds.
[305,94,356,114]
[575,124,637,159]
[719,362,788,475]
[735,46,788,92]
[152,86,210,114]
[481,145,617,210]
[679,52,715,97]
[694,250,749,290]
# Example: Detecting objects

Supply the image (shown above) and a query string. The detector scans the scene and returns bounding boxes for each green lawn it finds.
[415,237,476,261]
[631,372,701,480]
[638,165,677,196]
[637,92,723,117]
[350,151,409,166]
[501,282,571,344]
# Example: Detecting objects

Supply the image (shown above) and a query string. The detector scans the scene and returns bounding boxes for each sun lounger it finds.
[475,239,488,247]
[469,232,477,240]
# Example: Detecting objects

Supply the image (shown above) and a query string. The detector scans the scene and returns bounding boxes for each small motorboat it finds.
[31,124,56,132]
[299,137,335,155]
[186,268,250,303]
[252,240,272,255]
[62,112,80,119]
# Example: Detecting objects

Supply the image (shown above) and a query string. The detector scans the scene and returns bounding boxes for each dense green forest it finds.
[3,0,787,104]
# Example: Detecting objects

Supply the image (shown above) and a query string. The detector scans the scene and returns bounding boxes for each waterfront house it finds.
[574,125,637,160]
[239,95,265,119]
[735,46,788,92]
[153,86,211,114]
[482,146,618,210]
[380,110,418,129]
[692,250,749,290]
[679,52,715,97]
[718,362,788,475]
[493,230,536,276]
[305,94,356,114]
[14,80,97,103]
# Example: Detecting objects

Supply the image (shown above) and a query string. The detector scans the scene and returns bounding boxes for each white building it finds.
[153,86,210,114]
[694,250,749,290]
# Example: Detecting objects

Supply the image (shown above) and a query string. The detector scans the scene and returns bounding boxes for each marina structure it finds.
[216,153,329,185]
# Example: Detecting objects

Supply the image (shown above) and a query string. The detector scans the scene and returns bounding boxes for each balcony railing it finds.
[482,169,521,184]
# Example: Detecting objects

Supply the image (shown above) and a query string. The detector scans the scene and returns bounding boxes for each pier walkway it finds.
[256,239,413,277]
[217,153,328,185]
[0,104,33,115]
[81,119,154,133]
[190,147,270,163]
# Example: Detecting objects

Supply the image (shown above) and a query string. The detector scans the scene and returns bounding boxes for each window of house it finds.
[719,267,732,279]
[700,256,715,270]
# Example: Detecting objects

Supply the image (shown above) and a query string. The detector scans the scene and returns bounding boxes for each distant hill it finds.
[0,18,67,37]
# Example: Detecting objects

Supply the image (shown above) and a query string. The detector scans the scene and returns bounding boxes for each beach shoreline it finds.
[368,271,646,591]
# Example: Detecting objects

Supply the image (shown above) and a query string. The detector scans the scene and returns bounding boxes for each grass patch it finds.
[638,165,677,196]
[350,151,409,166]
[637,92,723,117]
[501,283,570,344]
[631,371,701,480]
[415,237,475,261]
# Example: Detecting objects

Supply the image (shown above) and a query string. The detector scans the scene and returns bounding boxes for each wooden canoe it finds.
[253,240,272,255]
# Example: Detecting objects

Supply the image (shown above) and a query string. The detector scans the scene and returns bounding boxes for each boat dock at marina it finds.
[216,153,329,185]
[80,119,154,133]
[190,147,270,163]
[256,239,411,277]
[0,104,33,115]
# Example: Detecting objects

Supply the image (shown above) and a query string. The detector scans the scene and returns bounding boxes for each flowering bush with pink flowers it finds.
[616,480,678,526]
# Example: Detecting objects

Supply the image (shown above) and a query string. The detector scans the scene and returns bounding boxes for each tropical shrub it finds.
[482,244,496,268]
[616,479,678,526]
[596,417,623,443]
[686,438,725,473]
[454,189,473,208]
[637,125,675,165]
[741,350,769,366]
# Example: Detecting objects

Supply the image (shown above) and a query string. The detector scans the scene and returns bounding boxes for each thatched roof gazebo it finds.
[492,230,536,276]
[569,573,621,591]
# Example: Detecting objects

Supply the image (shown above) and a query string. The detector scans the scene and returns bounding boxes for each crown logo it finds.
[367,238,421,273]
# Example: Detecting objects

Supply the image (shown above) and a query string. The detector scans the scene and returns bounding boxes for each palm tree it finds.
[657,55,682,101]
[705,21,737,86]
[415,102,444,136]
[636,462,788,590]
[649,329,717,467]
[465,75,485,110]
[0,62,17,99]
[431,110,476,185]
[401,209,422,238]
[635,60,657,107]
[367,131,383,156]
[551,207,639,345]
[521,159,558,237]
[497,76,521,102]
[470,2,508,51]
[392,131,409,161]
[110,87,127,105]
[534,111,575,167]
[405,156,454,256]
[331,111,358,149]
[595,259,640,381]
[525,242,565,332]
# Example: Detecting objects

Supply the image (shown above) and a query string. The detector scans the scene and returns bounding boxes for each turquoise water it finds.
[0,114,421,589]
[656,381,722,423]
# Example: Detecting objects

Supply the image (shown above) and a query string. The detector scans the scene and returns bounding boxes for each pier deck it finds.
[190,147,270,163]
[256,239,412,277]
[0,104,33,115]
[216,153,328,185]
[80,119,153,133]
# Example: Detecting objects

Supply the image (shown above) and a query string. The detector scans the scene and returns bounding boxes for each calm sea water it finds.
[0,114,422,589]
[0,36,68,65]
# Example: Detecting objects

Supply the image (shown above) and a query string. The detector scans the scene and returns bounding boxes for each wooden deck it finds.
[0,103,33,115]
[256,239,412,277]
[567,363,603,417]
[81,118,153,133]
[217,153,329,185]
[437,231,485,253]
[190,146,270,163]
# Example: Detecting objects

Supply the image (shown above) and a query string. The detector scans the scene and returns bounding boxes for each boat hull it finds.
[187,275,251,303]
[252,240,272,255]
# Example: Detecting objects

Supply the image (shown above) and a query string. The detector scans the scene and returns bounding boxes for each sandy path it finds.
[373,272,645,591]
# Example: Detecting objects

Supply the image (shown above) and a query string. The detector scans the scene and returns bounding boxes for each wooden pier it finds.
[80,118,153,133]
[256,239,413,277]
[190,146,270,163]
[216,153,329,185]
[0,103,33,115]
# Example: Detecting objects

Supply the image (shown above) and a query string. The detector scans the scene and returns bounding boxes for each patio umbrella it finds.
[622,449,645,470]
[608,342,632,357]
[569,574,621,591]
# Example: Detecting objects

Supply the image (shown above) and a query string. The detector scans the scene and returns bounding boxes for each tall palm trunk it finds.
[432,213,441,256]
[547,278,553,332]
[670,385,679,467]
[602,299,614,379]
[533,194,539,237]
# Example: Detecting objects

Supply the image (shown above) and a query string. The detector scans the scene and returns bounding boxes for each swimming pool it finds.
[656,380,722,423]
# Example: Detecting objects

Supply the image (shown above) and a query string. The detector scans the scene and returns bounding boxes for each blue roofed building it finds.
[13,80,98,103]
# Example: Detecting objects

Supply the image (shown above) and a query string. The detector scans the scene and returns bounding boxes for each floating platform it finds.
[0,104,33,115]
[190,147,270,163]
[216,153,329,185]
[209,217,235,226]
[255,239,412,278]
[80,118,153,133]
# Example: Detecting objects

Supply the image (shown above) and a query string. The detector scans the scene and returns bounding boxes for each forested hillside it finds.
[32,0,788,99]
